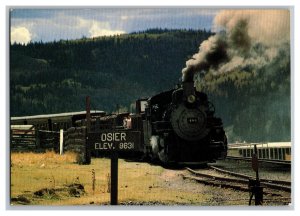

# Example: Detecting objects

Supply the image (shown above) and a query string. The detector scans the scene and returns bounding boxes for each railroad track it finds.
[225,156,291,166]
[182,166,291,194]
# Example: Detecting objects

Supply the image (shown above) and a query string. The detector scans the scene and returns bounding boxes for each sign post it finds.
[110,151,118,205]
[87,130,140,205]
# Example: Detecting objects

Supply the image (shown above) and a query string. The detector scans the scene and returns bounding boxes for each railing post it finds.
[249,144,263,205]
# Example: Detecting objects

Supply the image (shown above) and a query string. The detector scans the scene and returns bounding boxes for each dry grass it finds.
[10,152,251,206]
[11,151,77,167]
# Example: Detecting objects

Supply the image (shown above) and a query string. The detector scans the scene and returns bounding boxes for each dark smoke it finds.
[182,34,229,82]
[228,19,251,55]
[182,10,290,82]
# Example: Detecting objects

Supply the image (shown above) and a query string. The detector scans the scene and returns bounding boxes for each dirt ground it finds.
[10,152,291,207]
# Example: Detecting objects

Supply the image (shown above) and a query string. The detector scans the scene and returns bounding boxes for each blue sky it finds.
[10,8,219,44]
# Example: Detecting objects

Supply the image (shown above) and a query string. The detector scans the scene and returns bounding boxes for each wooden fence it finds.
[10,125,90,164]
[11,125,62,152]
[10,125,36,151]
[36,130,60,152]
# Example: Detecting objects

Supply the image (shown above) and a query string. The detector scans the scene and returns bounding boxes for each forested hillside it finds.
[10,29,211,114]
[10,29,290,142]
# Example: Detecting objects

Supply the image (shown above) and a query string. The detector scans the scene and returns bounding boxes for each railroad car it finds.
[227,142,291,161]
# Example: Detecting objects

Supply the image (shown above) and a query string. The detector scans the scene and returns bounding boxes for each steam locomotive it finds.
[138,81,227,163]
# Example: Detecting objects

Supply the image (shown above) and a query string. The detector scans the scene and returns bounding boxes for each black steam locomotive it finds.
[135,81,227,163]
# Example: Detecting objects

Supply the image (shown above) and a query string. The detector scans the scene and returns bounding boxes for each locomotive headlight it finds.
[187,94,196,103]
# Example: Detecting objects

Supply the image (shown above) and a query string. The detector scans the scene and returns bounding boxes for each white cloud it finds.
[88,21,125,37]
[11,26,32,44]
[76,18,126,37]
[121,16,128,20]
[11,16,126,42]
[10,8,217,42]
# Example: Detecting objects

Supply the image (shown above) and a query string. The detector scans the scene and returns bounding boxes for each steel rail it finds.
[209,165,291,186]
[226,156,291,165]
[186,167,291,192]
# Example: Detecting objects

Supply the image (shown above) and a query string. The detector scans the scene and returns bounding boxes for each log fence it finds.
[10,125,90,164]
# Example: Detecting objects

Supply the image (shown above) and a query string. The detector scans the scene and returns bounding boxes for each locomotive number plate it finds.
[187,117,198,124]
[87,130,141,152]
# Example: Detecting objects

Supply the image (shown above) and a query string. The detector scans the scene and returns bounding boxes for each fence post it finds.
[86,96,91,132]
[85,96,92,164]
[36,129,40,149]
[60,129,64,155]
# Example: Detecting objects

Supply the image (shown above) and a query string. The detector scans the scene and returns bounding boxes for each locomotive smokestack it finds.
[182,81,195,103]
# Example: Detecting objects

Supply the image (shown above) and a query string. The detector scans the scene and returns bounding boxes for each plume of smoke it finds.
[182,9,290,82]
[214,10,290,46]
[182,34,228,82]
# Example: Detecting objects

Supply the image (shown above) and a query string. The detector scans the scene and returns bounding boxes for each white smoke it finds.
[214,10,290,46]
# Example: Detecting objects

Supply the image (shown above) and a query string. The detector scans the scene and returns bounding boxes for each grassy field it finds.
[10,151,216,206]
